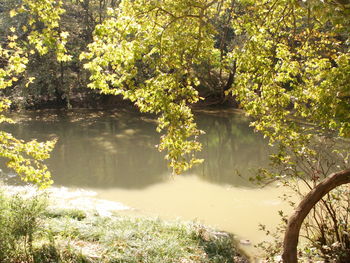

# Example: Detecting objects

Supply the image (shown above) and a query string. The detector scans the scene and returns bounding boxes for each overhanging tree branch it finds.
[282,169,350,263]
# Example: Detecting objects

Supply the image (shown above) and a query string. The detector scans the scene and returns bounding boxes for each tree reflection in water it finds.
[0,109,270,189]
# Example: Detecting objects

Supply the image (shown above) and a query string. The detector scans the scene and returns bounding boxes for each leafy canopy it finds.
[82,0,350,171]
[80,0,224,173]
[1,0,70,187]
[1,0,350,180]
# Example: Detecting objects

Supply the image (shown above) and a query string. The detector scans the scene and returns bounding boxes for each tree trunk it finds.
[282,169,350,263]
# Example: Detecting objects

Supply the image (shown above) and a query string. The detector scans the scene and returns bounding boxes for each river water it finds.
[0,109,292,260]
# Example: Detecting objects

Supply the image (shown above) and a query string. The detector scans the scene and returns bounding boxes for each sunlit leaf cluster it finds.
[81,0,228,173]
[0,132,56,188]
[1,0,68,186]
[228,0,350,151]
[10,0,71,61]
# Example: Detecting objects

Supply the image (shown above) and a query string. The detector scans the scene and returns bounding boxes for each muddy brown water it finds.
[0,109,292,260]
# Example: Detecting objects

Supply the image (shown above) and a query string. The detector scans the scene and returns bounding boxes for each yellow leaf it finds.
[10,9,17,17]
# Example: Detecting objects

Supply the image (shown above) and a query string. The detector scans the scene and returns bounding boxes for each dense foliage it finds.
[0,0,68,187]
[3,0,348,173]
[78,0,350,174]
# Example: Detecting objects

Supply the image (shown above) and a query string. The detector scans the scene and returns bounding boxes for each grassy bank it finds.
[0,189,248,263]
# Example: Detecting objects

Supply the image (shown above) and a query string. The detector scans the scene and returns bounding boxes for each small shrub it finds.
[0,190,48,262]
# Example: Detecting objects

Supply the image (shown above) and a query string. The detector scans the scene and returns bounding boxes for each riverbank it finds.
[0,186,248,263]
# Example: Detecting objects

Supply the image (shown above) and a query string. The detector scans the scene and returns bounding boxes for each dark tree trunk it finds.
[282,169,350,263]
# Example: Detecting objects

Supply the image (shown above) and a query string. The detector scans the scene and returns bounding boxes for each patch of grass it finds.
[0,188,248,263]
[44,207,87,221]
